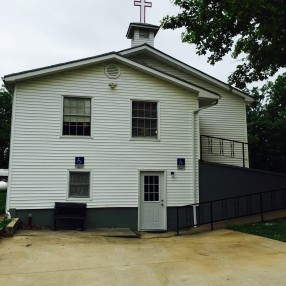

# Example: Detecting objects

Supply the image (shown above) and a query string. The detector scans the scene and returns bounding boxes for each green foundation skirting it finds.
[12,207,183,231]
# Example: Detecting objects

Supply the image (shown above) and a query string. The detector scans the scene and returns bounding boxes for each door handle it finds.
[161,199,164,206]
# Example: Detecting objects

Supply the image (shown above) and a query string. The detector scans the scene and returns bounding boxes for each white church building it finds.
[3,3,254,231]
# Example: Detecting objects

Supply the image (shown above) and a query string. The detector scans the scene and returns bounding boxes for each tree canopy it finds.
[161,0,286,89]
[247,73,286,173]
[0,87,12,169]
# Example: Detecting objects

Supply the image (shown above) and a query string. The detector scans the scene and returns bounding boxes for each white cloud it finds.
[0,0,282,88]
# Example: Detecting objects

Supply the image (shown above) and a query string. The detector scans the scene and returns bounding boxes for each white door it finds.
[139,171,166,230]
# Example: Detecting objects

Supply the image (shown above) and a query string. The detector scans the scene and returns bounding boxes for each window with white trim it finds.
[63,97,91,136]
[132,101,158,138]
[68,171,90,198]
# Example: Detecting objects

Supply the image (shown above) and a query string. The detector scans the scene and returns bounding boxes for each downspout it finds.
[192,97,220,226]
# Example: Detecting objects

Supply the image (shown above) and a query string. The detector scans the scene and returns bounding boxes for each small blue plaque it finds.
[177,158,185,170]
[75,157,84,168]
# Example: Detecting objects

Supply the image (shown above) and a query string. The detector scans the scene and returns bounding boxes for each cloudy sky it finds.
[0,0,281,88]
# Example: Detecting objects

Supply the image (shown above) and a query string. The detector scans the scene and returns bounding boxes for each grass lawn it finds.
[0,192,6,215]
[228,219,286,243]
[0,192,10,230]
[0,217,10,229]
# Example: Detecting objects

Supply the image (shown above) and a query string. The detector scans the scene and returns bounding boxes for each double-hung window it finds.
[132,101,158,138]
[68,171,90,198]
[63,97,91,136]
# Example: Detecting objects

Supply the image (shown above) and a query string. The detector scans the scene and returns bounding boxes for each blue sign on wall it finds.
[177,158,185,170]
[75,157,85,168]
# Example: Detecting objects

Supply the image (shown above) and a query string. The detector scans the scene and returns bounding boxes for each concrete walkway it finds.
[1,229,286,285]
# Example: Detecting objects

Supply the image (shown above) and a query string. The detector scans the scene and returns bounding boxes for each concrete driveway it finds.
[1,229,286,285]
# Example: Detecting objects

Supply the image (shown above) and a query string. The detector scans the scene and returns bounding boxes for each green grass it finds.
[0,192,10,230]
[0,192,6,215]
[0,218,10,229]
[227,219,286,242]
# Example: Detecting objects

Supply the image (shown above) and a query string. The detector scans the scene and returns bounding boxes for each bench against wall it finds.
[54,202,87,230]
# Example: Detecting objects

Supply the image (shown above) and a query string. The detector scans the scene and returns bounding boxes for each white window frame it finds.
[66,169,92,201]
[130,99,160,141]
[60,95,93,139]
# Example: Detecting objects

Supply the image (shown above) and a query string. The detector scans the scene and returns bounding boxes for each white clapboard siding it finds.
[199,91,248,167]
[9,62,198,209]
[128,54,249,167]
[132,30,155,47]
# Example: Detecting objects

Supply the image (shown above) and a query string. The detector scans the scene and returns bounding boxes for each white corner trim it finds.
[6,85,17,211]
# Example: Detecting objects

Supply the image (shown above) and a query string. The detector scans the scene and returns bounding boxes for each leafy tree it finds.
[0,87,12,169]
[161,0,286,89]
[247,73,286,173]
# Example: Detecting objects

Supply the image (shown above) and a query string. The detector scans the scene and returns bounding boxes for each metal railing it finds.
[176,188,286,235]
[200,135,248,168]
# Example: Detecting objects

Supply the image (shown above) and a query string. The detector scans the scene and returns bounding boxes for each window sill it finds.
[130,137,160,142]
[66,197,93,202]
[60,136,93,139]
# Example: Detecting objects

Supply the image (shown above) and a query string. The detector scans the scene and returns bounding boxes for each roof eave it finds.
[1,78,15,94]
[126,23,160,39]
[119,44,254,102]
[3,51,117,83]
[3,53,219,99]
[116,56,220,99]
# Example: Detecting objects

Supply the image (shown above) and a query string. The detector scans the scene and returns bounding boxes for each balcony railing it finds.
[200,135,248,168]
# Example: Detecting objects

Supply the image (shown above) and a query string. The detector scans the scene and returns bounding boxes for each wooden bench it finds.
[54,202,87,230]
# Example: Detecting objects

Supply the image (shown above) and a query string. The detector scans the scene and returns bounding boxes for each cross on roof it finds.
[134,0,152,23]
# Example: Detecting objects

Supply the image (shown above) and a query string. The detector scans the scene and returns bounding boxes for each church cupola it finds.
[126,23,160,47]
[127,0,160,47]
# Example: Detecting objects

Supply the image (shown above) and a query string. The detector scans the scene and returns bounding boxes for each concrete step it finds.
[5,218,20,237]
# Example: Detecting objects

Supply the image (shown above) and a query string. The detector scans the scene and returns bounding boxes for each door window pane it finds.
[144,175,159,202]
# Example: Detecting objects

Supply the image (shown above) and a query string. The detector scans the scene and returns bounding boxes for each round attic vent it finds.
[105,64,121,79]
